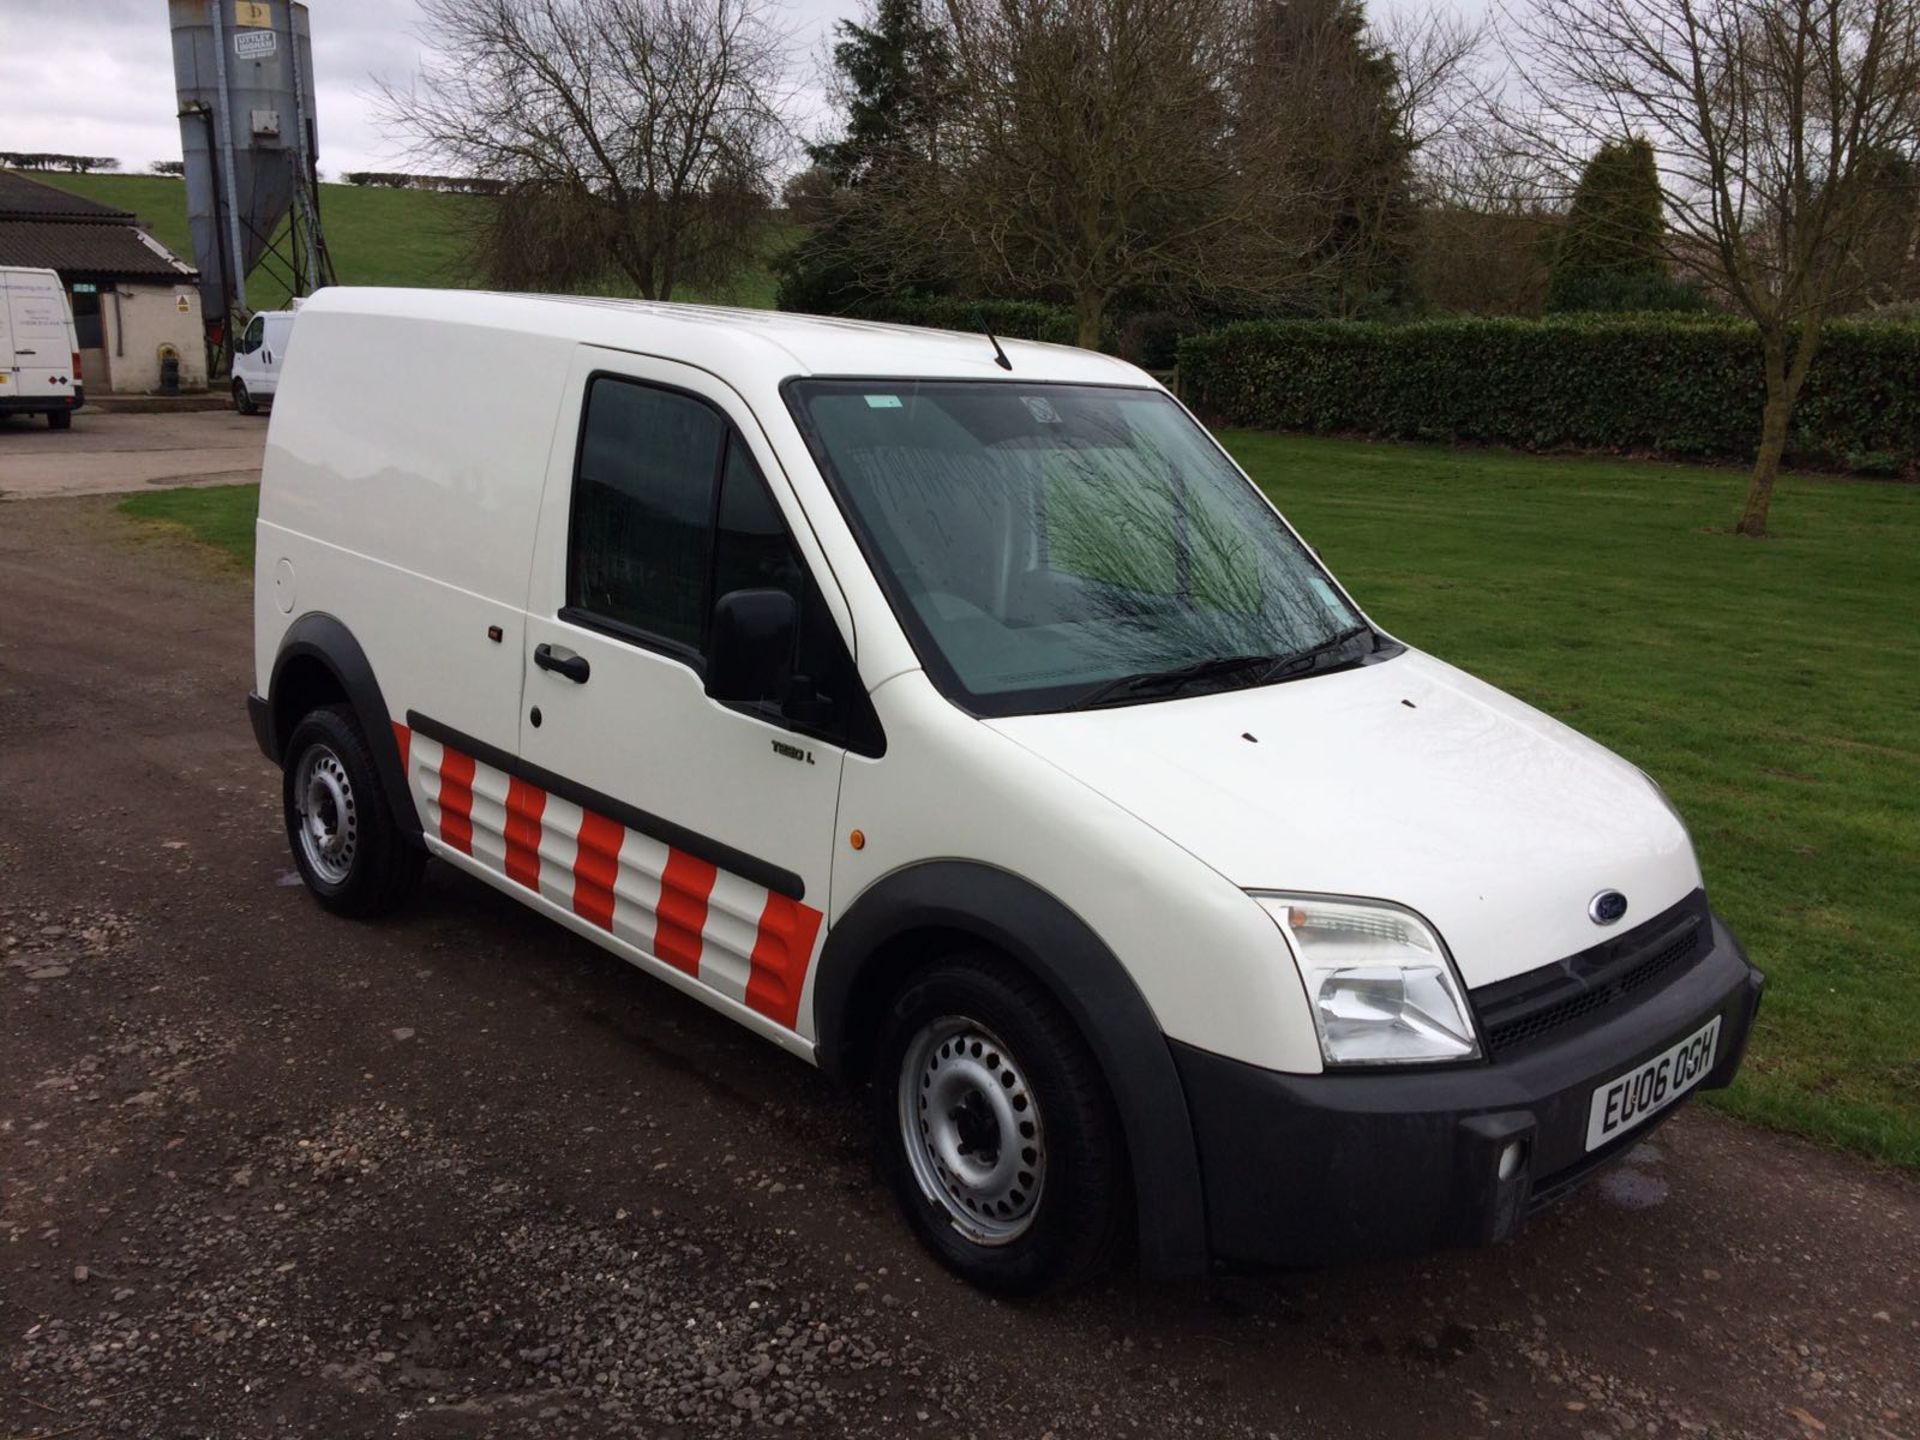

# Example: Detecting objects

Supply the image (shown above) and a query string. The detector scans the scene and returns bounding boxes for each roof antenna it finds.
[979,314,1013,371]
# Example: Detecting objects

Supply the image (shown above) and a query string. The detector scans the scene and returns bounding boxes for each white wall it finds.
[100,283,208,393]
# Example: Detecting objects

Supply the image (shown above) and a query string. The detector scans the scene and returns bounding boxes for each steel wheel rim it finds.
[897,1016,1046,1245]
[293,742,357,886]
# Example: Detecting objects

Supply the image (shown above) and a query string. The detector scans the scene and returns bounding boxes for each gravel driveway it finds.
[1,497,1915,1440]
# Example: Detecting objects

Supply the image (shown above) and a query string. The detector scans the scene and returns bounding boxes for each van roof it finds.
[299,287,1147,388]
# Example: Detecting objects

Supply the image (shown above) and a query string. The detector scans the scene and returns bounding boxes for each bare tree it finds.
[378,0,793,301]
[858,0,1348,347]
[1381,6,1486,158]
[1499,0,1920,535]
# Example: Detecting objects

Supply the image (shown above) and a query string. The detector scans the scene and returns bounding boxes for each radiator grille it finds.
[1472,893,1710,1058]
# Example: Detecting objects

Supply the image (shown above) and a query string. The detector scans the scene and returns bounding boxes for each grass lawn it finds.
[31,172,793,313]
[119,484,258,564]
[117,434,1920,1170]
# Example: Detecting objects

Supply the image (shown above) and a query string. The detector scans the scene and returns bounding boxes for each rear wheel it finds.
[47,409,71,430]
[282,705,423,918]
[233,378,257,415]
[872,953,1128,1294]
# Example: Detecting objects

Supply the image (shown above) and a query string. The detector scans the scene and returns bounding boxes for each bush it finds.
[1176,315,1920,471]
[831,295,1083,346]
[1548,273,1712,315]
[770,223,875,317]
[1117,310,1201,371]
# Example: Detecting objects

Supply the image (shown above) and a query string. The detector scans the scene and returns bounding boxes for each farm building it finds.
[0,170,207,394]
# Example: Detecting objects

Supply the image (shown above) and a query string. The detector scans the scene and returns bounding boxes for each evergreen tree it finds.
[808,0,950,185]
[777,0,952,313]
[1241,0,1419,317]
[1546,138,1701,312]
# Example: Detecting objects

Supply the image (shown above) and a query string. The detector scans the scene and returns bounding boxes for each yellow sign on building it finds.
[235,2,271,27]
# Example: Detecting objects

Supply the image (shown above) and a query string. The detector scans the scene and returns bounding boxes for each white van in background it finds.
[0,266,84,429]
[231,308,296,414]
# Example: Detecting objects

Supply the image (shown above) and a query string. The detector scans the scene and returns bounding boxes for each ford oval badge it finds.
[1589,890,1629,926]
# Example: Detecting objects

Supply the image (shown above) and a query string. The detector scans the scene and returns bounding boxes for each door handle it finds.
[534,643,590,684]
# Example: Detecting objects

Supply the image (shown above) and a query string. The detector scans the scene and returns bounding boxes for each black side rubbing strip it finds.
[404,710,804,902]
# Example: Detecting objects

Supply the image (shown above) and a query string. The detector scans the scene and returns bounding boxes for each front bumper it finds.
[1172,912,1764,1267]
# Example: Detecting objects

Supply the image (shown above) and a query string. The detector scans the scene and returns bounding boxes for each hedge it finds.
[840,295,1083,346]
[1177,316,1920,472]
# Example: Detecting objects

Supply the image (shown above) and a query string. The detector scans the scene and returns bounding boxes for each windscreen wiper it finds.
[1256,624,1376,683]
[1069,653,1281,710]
[1067,627,1379,712]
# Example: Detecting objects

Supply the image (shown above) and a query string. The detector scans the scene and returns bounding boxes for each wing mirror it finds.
[706,588,796,705]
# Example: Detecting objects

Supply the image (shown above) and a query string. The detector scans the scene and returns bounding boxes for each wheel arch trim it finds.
[813,861,1209,1279]
[262,612,421,841]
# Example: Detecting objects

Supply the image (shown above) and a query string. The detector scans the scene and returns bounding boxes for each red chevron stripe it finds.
[573,811,623,930]
[503,777,547,890]
[437,747,475,855]
[653,848,717,976]
[745,892,825,1030]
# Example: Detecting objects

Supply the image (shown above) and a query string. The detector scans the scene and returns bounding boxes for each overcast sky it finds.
[1,0,1464,177]
[0,0,853,176]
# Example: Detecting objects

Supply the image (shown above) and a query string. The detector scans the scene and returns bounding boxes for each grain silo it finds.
[170,0,333,351]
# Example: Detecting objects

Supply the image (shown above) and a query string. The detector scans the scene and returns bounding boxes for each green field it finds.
[31,172,791,311]
[38,172,483,312]
[119,436,1920,1170]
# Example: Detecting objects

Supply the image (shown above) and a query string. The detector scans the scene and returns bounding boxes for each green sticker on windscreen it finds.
[865,394,903,409]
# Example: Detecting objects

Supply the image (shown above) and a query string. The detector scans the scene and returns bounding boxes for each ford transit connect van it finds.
[249,289,1764,1293]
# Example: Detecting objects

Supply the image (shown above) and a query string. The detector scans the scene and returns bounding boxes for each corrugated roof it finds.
[0,219,197,281]
[0,170,137,222]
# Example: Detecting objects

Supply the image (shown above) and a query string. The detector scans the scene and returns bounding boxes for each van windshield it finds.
[789,380,1379,717]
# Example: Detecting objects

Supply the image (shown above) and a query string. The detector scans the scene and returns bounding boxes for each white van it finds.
[0,265,84,428]
[250,289,1764,1292]
[231,308,295,414]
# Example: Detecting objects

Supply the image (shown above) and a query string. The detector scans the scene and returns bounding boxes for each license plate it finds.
[1585,1015,1721,1151]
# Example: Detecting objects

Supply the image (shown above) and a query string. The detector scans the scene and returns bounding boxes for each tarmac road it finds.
[1,497,1915,1440]
[0,407,267,499]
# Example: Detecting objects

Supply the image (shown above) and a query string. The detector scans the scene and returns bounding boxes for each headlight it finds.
[1254,894,1481,1066]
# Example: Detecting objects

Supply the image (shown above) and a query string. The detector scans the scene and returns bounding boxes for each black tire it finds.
[233,379,257,415]
[47,409,72,430]
[872,952,1129,1295]
[281,705,424,919]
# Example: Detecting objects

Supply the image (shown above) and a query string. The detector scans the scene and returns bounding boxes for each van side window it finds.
[712,438,866,731]
[564,374,882,754]
[569,377,724,650]
[237,316,265,355]
[713,438,804,606]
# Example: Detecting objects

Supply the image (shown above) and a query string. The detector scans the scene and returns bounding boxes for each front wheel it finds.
[873,954,1129,1294]
[232,378,257,415]
[281,705,423,918]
